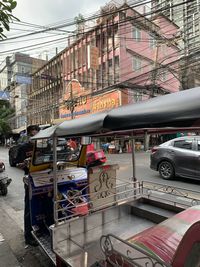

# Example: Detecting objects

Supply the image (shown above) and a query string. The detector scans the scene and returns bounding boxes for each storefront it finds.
[59,80,122,120]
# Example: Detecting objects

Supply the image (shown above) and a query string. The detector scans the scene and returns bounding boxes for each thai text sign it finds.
[59,89,120,120]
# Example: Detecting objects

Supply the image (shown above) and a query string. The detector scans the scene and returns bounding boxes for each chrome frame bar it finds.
[100,234,171,267]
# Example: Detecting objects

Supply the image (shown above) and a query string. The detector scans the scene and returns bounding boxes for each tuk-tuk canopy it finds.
[32,87,200,140]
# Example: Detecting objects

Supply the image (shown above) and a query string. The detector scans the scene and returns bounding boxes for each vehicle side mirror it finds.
[81,136,91,145]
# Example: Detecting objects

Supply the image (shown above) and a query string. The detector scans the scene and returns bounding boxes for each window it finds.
[114,56,119,82]
[161,44,167,56]
[33,138,80,165]
[83,72,87,88]
[114,24,119,47]
[21,66,25,73]
[102,62,106,77]
[114,55,119,68]
[134,92,142,102]
[108,59,112,68]
[174,140,193,150]
[149,35,156,48]
[132,56,142,72]
[159,69,167,81]
[132,27,141,41]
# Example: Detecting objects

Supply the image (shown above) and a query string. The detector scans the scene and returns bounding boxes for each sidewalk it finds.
[0,199,54,267]
[0,233,21,267]
[0,201,22,267]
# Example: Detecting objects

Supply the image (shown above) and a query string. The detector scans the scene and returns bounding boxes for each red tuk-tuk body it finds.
[104,205,200,267]
[127,205,200,267]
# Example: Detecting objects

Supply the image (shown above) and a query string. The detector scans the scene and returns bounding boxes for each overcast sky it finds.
[0,0,110,62]
[0,0,148,62]
[13,0,108,25]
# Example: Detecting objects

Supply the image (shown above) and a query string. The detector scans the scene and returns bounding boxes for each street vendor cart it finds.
[29,87,200,267]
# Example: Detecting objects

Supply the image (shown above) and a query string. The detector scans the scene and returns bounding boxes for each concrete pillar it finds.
[144,131,150,151]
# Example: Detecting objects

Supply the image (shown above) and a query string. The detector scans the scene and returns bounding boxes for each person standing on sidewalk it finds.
[16,125,40,247]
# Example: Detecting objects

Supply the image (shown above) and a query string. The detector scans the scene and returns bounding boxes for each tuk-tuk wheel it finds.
[158,161,174,180]
[1,185,8,196]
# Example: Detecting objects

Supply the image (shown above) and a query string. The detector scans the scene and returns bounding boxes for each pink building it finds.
[30,3,181,125]
[118,8,180,103]
[62,3,180,103]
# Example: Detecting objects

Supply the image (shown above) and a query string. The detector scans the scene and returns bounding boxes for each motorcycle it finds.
[64,143,107,167]
[86,144,107,167]
[0,161,12,196]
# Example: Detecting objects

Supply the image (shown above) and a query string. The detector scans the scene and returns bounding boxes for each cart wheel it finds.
[158,161,174,180]
[1,185,8,196]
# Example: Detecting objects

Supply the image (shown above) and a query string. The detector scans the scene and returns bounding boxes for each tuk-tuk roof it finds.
[105,86,200,130]
[32,112,108,139]
[32,87,200,140]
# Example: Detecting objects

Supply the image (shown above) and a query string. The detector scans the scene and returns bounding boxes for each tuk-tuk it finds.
[29,87,200,267]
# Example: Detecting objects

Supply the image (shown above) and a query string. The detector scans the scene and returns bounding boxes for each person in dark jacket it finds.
[16,125,40,247]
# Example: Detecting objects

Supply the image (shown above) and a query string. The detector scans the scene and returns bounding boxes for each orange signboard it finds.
[59,88,120,120]
[92,92,120,113]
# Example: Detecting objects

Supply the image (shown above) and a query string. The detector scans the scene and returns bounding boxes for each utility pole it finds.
[151,40,159,97]
[70,82,74,119]
[64,81,77,120]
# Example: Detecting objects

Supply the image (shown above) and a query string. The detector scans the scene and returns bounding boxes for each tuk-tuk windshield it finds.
[33,138,80,165]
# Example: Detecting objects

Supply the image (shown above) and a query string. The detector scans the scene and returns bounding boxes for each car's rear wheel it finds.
[158,161,174,180]
[9,156,16,167]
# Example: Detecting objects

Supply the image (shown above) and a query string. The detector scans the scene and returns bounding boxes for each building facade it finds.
[28,3,180,125]
[152,0,200,51]
[152,0,200,88]
[0,53,46,132]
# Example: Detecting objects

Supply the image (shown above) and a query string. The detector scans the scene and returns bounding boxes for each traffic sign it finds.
[0,91,10,100]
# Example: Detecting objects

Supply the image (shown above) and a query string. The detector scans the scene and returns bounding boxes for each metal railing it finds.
[54,179,200,223]
[141,181,200,208]
[52,179,200,266]
[100,234,171,267]
[55,180,140,222]
[54,178,200,221]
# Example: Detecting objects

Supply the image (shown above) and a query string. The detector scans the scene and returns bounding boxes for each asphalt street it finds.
[0,147,200,266]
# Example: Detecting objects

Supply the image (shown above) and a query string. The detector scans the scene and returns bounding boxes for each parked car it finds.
[9,125,52,167]
[150,136,200,180]
[8,136,29,167]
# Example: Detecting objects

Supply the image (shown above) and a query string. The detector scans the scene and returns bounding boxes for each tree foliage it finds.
[74,13,85,35]
[0,0,18,39]
[0,100,14,137]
